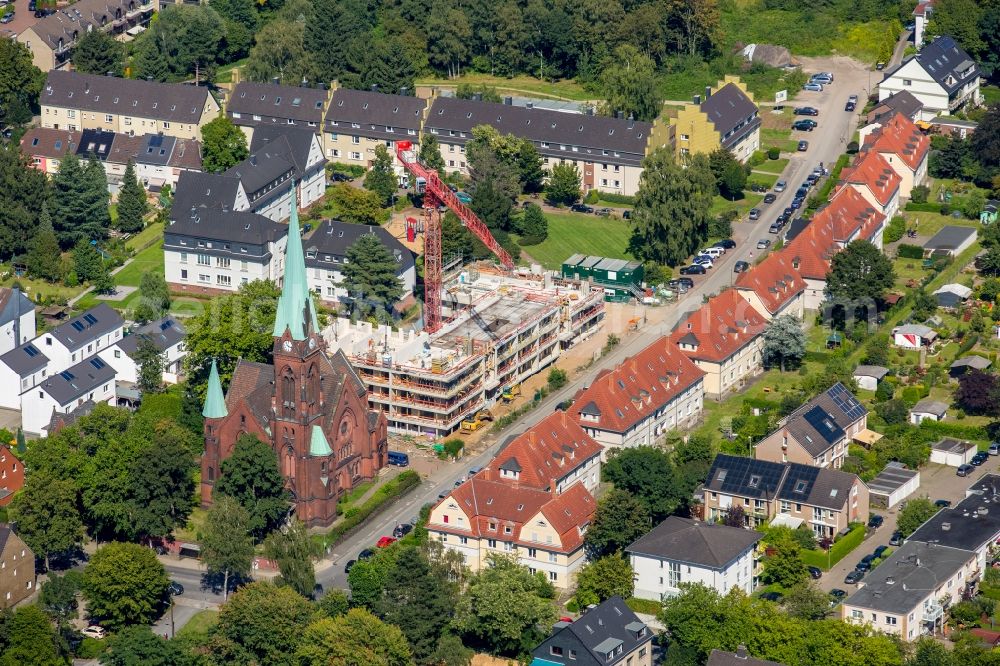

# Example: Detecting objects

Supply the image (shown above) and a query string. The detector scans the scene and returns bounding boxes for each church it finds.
[200,192,388,527]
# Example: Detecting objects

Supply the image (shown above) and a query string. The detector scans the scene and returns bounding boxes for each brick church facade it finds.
[200,193,388,527]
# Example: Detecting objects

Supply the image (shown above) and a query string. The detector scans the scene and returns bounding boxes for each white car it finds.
[692,256,714,269]
[81,626,107,640]
[700,247,724,258]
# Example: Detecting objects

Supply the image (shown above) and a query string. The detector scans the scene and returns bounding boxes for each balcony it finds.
[922,603,943,623]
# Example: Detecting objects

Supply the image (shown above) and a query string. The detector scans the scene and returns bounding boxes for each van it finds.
[387,451,410,467]
[700,247,724,258]
[990,442,1000,456]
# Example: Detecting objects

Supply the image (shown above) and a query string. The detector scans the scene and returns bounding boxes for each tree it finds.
[876,398,909,425]
[201,496,255,602]
[263,520,316,599]
[296,609,414,666]
[897,497,940,537]
[574,556,634,607]
[956,369,1000,415]
[116,161,148,234]
[721,504,747,528]
[128,429,196,540]
[364,144,398,206]
[201,116,249,173]
[517,203,548,246]
[603,446,688,521]
[101,626,184,666]
[546,162,582,205]
[40,571,82,624]
[419,133,447,174]
[456,84,502,102]
[781,583,830,620]
[348,547,399,610]
[518,141,545,193]
[209,581,315,666]
[330,183,385,224]
[51,153,111,248]
[584,488,651,559]
[375,547,457,663]
[317,590,350,619]
[133,38,170,82]
[72,30,125,76]
[430,634,473,666]
[628,149,714,266]
[25,206,62,282]
[349,37,416,98]
[82,542,169,630]
[0,39,45,127]
[709,148,747,199]
[465,125,523,199]
[762,315,807,371]
[972,104,1000,170]
[339,233,405,321]
[599,45,662,122]
[9,476,84,570]
[134,4,224,80]
[453,554,556,656]
[244,19,313,86]
[93,267,116,295]
[134,271,171,324]
[826,240,896,305]
[134,336,165,395]
[440,211,475,262]
[0,605,64,666]
[0,143,51,261]
[760,540,809,589]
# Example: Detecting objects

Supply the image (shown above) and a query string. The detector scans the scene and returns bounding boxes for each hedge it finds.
[625,597,662,615]
[897,244,924,259]
[956,334,980,358]
[814,153,850,203]
[801,523,866,570]
[323,470,421,548]
[917,420,988,442]
[905,202,944,213]
[597,192,637,206]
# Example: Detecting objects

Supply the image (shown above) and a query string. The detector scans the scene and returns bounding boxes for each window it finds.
[114,350,121,359]
[548,552,557,563]
[105,114,113,123]
[352,136,360,144]
[217,275,232,287]
[851,610,863,620]
[241,261,248,272]
[163,122,170,129]
[217,257,230,268]
[67,110,76,119]
[550,646,564,656]
[180,269,188,280]
[487,539,497,548]
[903,79,912,86]
[886,616,897,626]
[179,252,188,263]
[197,254,210,266]
[198,274,210,283]
[350,152,361,160]
[549,571,557,582]
[668,561,681,587]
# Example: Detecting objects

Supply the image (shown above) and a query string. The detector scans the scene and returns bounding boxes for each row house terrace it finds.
[839,150,902,221]
[323,86,426,171]
[859,112,930,199]
[733,252,806,321]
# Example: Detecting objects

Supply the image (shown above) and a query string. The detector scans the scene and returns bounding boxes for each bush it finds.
[768,146,781,160]
[323,471,420,547]
[583,189,599,204]
[625,597,662,615]
[547,368,568,390]
[440,438,464,459]
[847,141,859,154]
[884,216,906,244]
[76,638,105,659]
[897,244,924,259]
[326,162,365,178]
[904,201,942,213]
[910,185,930,204]
[596,192,637,205]
[800,524,866,570]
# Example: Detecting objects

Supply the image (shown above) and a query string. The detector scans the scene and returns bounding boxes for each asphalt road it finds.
[312,58,875,595]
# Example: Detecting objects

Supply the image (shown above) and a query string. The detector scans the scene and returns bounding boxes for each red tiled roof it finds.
[569,337,704,434]
[486,411,602,491]
[784,221,836,280]
[734,252,807,314]
[840,151,901,207]
[669,289,767,363]
[20,127,79,159]
[538,483,595,552]
[863,112,930,173]
[913,0,933,17]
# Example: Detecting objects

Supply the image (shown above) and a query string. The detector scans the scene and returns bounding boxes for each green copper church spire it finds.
[202,359,228,419]
[273,187,319,340]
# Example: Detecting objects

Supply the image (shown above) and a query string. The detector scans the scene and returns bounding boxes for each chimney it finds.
[526,102,533,109]
[272,77,279,85]
[301,78,309,87]
[504,96,513,105]
[735,645,749,660]
[693,95,701,105]
[586,107,594,116]
[146,76,152,82]
[399,86,409,96]
[84,82,89,94]
[705,86,712,100]
[106,71,114,77]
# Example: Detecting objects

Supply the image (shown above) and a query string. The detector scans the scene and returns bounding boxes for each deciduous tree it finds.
[956,369,1000,415]
[826,240,896,304]
[263,520,316,599]
[599,45,662,122]
[419,133,447,174]
[201,115,249,173]
[214,434,290,539]
[40,571,82,623]
[364,144,398,206]
[296,608,414,666]
[584,488,651,559]
[897,497,940,537]
[330,182,384,224]
[574,556,634,606]
[0,39,45,127]
[128,428,196,540]
[0,605,64,666]
[546,162,581,205]
[603,446,683,521]
[9,476,84,570]
[134,336,165,395]
[134,271,171,323]
[201,495,255,602]
[209,581,314,666]
[101,626,184,666]
[82,542,169,630]
[762,315,807,371]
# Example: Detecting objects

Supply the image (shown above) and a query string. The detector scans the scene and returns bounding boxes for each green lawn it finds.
[520,212,633,269]
[416,74,592,102]
[0,270,84,305]
[126,221,164,253]
[747,173,779,189]
[754,158,790,175]
[710,192,763,218]
[176,609,219,642]
[902,211,979,238]
[170,297,206,318]
[761,128,798,154]
[76,240,164,312]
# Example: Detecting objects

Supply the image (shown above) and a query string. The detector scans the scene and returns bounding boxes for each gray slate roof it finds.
[171,171,243,215]
[250,126,317,176]
[25,0,151,50]
[0,288,34,328]
[167,208,287,246]
[923,225,977,251]
[228,81,327,126]
[627,516,762,569]
[707,648,786,666]
[325,88,427,140]
[908,36,980,94]
[871,91,923,121]
[225,141,296,198]
[913,399,948,416]
[76,129,115,161]
[951,356,991,371]
[40,355,116,404]
[43,71,211,124]
[49,304,123,351]
[854,365,889,379]
[531,596,648,666]
[700,83,761,151]
[304,220,415,276]
[0,340,50,377]
[117,317,186,357]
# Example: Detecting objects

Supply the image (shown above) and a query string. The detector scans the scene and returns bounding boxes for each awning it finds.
[125,25,146,36]
[770,514,804,529]
[146,177,165,192]
[854,429,884,446]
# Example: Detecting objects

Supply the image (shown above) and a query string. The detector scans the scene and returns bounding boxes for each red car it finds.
[376,536,397,548]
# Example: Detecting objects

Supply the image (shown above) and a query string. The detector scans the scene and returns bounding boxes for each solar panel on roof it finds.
[149,135,164,148]
[803,406,844,445]
[83,313,98,325]
[160,320,173,331]
[24,345,38,357]
[90,357,106,370]
[60,370,75,381]
[71,321,85,332]
[828,383,866,421]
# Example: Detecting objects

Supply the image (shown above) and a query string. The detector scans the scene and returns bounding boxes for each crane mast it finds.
[395,141,515,334]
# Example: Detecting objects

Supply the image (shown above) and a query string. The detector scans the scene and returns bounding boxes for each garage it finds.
[929,438,976,467]
[867,461,920,509]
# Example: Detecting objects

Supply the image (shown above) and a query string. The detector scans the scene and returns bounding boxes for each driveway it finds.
[1,0,40,39]
[820,455,1000,596]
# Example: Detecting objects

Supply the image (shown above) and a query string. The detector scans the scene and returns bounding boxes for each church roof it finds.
[273,188,319,341]
[310,425,333,457]
[202,359,228,419]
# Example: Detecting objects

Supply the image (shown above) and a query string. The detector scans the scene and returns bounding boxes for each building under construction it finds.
[322,268,605,438]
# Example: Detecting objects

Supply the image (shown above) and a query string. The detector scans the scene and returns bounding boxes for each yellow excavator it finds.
[460,409,495,433]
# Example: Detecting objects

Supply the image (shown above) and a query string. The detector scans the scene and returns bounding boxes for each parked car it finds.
[806,174,819,187]
[392,523,414,538]
[757,239,772,249]
[768,223,781,234]
[763,193,777,204]
[748,208,761,220]
[845,100,856,112]
[934,499,952,508]
[679,264,706,275]
[844,570,864,584]
[875,61,886,71]
[774,180,787,193]
[358,548,376,560]
[868,514,884,530]
[330,172,352,182]
[808,566,822,579]
[692,256,713,269]
[376,536,397,548]
[456,191,473,204]
[855,555,875,572]
[792,119,818,131]
[760,591,783,602]
[873,545,889,559]
[622,210,631,219]
[595,207,612,217]
[570,204,594,214]
[957,463,975,477]
[810,73,833,83]
[733,260,750,273]
[714,239,736,249]
[802,82,824,92]
[972,451,990,466]
[829,588,847,602]
[0,12,15,24]
[794,106,819,116]
[889,530,903,546]
[671,277,695,289]
[168,581,185,596]
[82,626,107,640]
[990,441,1000,456]
[701,247,724,258]
[344,559,357,573]
[790,199,802,210]
[798,140,809,152]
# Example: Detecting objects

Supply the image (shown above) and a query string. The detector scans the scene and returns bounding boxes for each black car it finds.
[958,463,975,477]
[168,581,184,596]
[344,559,357,573]
[358,548,376,561]
[570,204,595,214]
[873,546,889,560]
[795,187,809,198]
[889,530,903,546]
[845,101,857,112]
[733,260,750,273]
[671,277,695,289]
[329,172,352,182]
[622,210,631,220]
[855,555,875,573]
[808,566,822,579]
[845,570,864,584]
[829,589,847,601]
[714,239,736,249]
[792,119,817,131]
[680,264,706,275]
[783,207,794,218]
[760,591,783,602]
[794,107,819,116]
[934,499,952,508]
[790,199,802,210]
[763,193,777,204]
[868,514,884,530]
[798,140,809,152]
[972,451,989,466]
[392,523,414,539]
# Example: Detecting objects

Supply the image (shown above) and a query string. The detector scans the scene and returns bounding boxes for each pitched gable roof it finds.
[228,81,327,125]
[734,253,806,314]
[869,91,923,123]
[42,71,211,124]
[325,87,427,139]
[775,382,867,457]
[863,112,930,172]
[627,516,762,568]
[569,337,704,434]
[49,303,123,350]
[533,597,649,666]
[911,35,980,93]
[669,289,767,363]
[486,411,602,490]
[840,151,902,207]
[20,127,79,159]
[700,82,760,150]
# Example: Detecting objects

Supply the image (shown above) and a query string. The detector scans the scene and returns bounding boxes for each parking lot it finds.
[0,0,41,38]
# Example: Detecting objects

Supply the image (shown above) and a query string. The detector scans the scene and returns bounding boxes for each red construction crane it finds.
[395,141,515,334]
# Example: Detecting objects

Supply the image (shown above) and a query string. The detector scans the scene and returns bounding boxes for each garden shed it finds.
[867,462,920,510]
[910,399,948,424]
[853,365,889,391]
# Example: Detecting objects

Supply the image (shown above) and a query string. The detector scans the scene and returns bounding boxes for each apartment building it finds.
[304,220,416,305]
[669,289,767,398]
[0,288,35,357]
[164,206,287,296]
[25,355,117,436]
[879,35,981,119]
[17,0,158,71]
[531,597,652,666]
[324,86,426,169]
[628,516,762,600]
[670,77,761,163]
[702,454,869,538]
[99,317,187,384]
[424,95,653,196]
[733,252,806,320]
[226,81,328,139]
[570,337,705,450]
[839,151,902,221]
[0,526,35,609]
[867,91,924,124]
[755,382,871,469]
[0,446,25,508]
[40,71,220,141]
[859,112,930,199]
